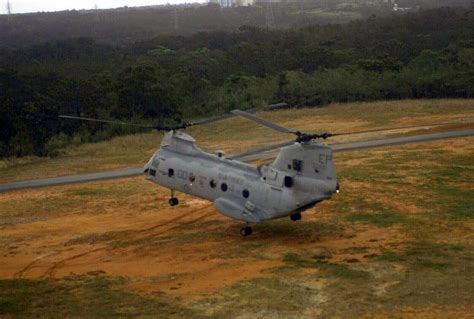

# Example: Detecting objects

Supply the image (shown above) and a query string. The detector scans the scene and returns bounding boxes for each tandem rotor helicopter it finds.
[60,103,465,236]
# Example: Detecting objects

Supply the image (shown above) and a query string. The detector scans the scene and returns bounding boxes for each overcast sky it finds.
[2,0,205,14]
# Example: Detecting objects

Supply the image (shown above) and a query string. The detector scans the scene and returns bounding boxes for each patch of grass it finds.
[375,241,465,271]
[413,259,450,270]
[66,188,108,196]
[342,246,368,254]
[282,252,370,280]
[203,277,321,317]
[0,276,200,318]
[322,263,370,280]
[346,211,406,227]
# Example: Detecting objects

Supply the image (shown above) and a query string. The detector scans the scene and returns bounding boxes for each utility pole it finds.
[6,0,11,14]
[94,4,100,22]
[174,7,179,31]
[265,2,274,28]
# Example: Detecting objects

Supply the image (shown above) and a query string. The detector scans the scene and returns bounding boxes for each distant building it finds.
[219,0,233,7]
[236,0,254,5]
[211,0,255,7]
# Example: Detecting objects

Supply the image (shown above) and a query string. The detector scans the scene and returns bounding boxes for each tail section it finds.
[273,143,336,179]
[271,142,338,196]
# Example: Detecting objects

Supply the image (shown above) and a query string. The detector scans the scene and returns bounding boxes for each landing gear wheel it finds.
[169,197,179,206]
[290,213,302,221]
[240,226,253,237]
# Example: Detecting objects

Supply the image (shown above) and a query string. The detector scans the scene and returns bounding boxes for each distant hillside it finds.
[1,0,470,49]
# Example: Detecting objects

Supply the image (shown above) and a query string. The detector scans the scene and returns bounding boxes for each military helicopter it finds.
[62,103,339,236]
[60,104,468,236]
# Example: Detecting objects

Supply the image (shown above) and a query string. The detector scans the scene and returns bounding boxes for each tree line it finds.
[0,7,473,158]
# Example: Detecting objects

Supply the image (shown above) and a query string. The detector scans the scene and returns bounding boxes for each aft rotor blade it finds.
[58,115,156,129]
[229,140,295,161]
[189,102,288,127]
[231,109,297,134]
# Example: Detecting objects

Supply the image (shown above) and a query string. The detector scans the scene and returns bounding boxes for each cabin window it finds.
[168,168,174,177]
[292,159,303,172]
[149,169,156,177]
[242,189,250,198]
[210,180,217,188]
[284,176,293,188]
[221,183,228,192]
[189,175,196,183]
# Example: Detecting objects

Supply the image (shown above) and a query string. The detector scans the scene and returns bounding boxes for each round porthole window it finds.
[242,189,250,198]
[210,180,217,188]
[221,183,228,192]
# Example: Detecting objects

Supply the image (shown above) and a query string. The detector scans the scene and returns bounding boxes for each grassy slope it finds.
[0,98,473,184]
[0,99,473,317]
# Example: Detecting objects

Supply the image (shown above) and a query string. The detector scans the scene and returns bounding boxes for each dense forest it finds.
[1,6,474,157]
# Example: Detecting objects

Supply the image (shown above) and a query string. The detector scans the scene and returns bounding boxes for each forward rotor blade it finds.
[189,102,288,127]
[229,140,295,161]
[58,115,156,129]
[231,109,296,134]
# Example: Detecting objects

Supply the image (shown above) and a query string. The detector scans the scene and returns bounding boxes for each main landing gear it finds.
[290,213,302,221]
[169,189,179,207]
[240,224,253,237]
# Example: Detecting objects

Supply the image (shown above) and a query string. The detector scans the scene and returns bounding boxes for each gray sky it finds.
[2,0,205,14]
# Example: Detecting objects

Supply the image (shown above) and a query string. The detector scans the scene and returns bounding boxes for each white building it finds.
[219,0,233,7]
[211,0,255,7]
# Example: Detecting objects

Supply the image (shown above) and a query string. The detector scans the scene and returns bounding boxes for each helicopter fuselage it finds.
[144,131,338,223]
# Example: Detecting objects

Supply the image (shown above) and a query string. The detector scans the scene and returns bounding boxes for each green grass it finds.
[202,277,323,317]
[66,188,110,196]
[346,211,406,227]
[374,241,466,270]
[0,276,199,318]
[429,167,474,219]
[282,253,371,280]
